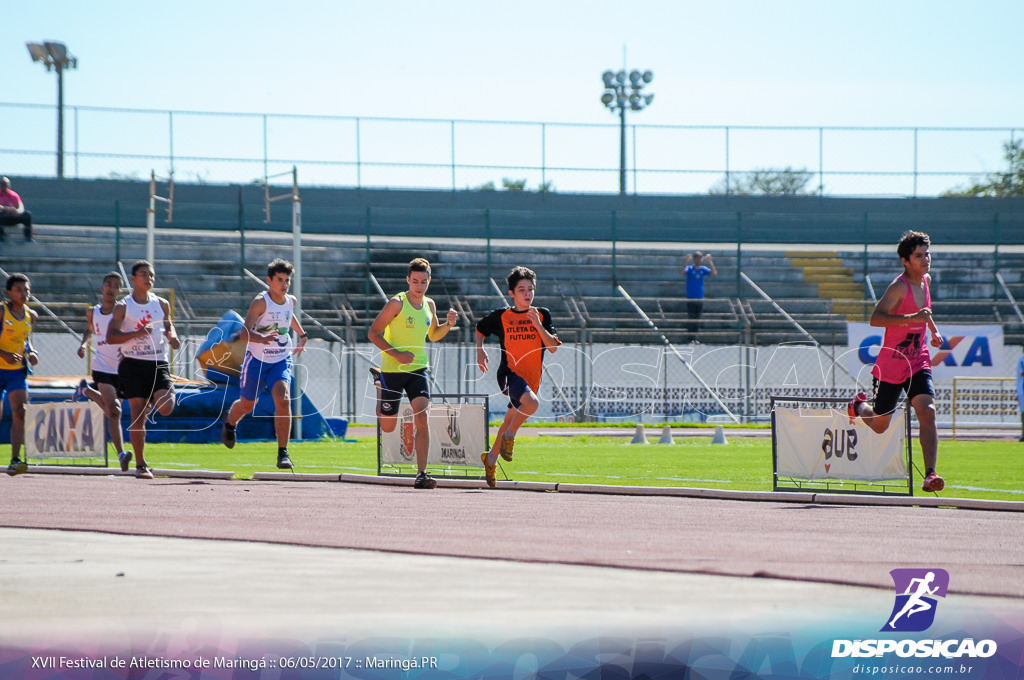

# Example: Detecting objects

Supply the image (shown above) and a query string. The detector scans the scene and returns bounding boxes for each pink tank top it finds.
[872,274,932,384]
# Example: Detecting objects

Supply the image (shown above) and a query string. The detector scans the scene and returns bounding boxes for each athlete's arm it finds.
[0,304,18,364]
[426,299,458,342]
[870,280,932,328]
[25,310,39,366]
[528,308,560,353]
[368,297,414,365]
[475,332,489,373]
[78,307,94,358]
[241,296,273,344]
[160,298,181,350]
[924,275,944,347]
[106,302,149,345]
[288,299,307,356]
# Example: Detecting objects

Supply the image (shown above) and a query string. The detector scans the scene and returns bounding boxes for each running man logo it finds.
[881,568,949,632]
[446,407,461,446]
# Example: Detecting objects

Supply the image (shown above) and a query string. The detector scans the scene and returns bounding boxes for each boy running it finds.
[1,274,39,476]
[106,260,180,480]
[220,258,307,469]
[368,258,457,490]
[476,266,560,488]
[848,231,945,493]
[75,272,132,470]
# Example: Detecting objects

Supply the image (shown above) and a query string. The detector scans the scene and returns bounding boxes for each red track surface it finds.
[3,474,1021,598]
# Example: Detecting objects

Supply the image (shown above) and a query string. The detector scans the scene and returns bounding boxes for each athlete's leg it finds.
[376,375,401,433]
[127,397,150,466]
[852,401,894,434]
[96,383,125,453]
[226,397,256,427]
[151,387,175,417]
[853,379,901,434]
[7,388,28,461]
[271,379,292,450]
[504,389,538,438]
[485,408,515,467]
[410,395,430,473]
[910,393,938,472]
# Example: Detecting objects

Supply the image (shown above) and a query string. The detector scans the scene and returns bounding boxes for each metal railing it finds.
[1,102,1018,197]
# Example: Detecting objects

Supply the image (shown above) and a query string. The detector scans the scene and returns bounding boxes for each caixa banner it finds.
[846,323,1004,380]
[24,401,106,459]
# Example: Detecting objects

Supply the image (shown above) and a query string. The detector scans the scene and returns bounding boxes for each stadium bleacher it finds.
[7,222,1023,347]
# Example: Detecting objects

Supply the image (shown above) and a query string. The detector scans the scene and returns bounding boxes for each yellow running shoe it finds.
[481,452,496,489]
[499,434,515,462]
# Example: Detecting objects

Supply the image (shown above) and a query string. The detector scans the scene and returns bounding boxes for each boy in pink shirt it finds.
[849,231,945,493]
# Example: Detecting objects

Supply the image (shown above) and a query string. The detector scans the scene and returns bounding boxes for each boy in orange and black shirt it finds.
[476,266,560,488]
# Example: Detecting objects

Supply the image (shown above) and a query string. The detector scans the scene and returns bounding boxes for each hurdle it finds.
[377,393,492,482]
[771,395,913,496]
[616,284,740,424]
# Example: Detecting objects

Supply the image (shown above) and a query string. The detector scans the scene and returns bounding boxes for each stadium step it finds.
[786,251,867,322]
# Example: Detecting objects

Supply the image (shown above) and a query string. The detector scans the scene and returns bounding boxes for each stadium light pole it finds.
[600,69,653,195]
[27,41,78,180]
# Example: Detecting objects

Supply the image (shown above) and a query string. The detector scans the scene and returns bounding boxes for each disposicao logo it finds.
[831,568,998,660]
[882,568,948,632]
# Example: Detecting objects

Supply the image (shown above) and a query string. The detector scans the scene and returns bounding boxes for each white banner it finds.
[846,323,1004,380]
[380,402,487,467]
[775,406,907,481]
[25,402,106,459]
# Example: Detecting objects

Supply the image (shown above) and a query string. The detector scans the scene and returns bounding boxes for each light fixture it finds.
[600,67,654,195]
[27,41,78,179]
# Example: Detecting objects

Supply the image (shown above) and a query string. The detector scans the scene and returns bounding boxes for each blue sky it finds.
[4,1,1022,194]
[6,0,1021,126]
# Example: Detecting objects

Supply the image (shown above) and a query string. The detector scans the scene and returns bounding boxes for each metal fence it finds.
[27,328,1023,429]
[2,102,1018,198]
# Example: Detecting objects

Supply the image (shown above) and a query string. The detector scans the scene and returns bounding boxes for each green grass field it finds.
[94,434,1024,502]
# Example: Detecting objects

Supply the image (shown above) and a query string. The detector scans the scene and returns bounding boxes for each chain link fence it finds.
[2,102,1018,197]
[26,327,1021,430]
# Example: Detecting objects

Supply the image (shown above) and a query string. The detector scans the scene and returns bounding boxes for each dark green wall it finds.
[10,176,1024,245]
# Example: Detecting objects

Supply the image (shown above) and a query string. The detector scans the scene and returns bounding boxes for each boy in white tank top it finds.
[220,259,307,470]
[106,260,180,479]
[74,272,131,470]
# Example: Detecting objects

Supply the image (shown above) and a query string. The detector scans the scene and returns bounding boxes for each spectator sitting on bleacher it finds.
[0,177,34,243]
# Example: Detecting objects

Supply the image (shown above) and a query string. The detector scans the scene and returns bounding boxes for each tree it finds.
[942,140,1024,197]
[469,178,555,193]
[709,167,817,196]
[501,178,527,192]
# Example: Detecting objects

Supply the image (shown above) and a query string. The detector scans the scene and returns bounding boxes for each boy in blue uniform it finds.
[221,259,308,469]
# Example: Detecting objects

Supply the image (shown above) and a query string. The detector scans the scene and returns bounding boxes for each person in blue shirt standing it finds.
[681,251,716,343]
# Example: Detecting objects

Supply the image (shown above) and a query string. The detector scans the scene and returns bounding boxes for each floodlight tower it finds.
[26,41,78,180]
[600,69,654,195]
